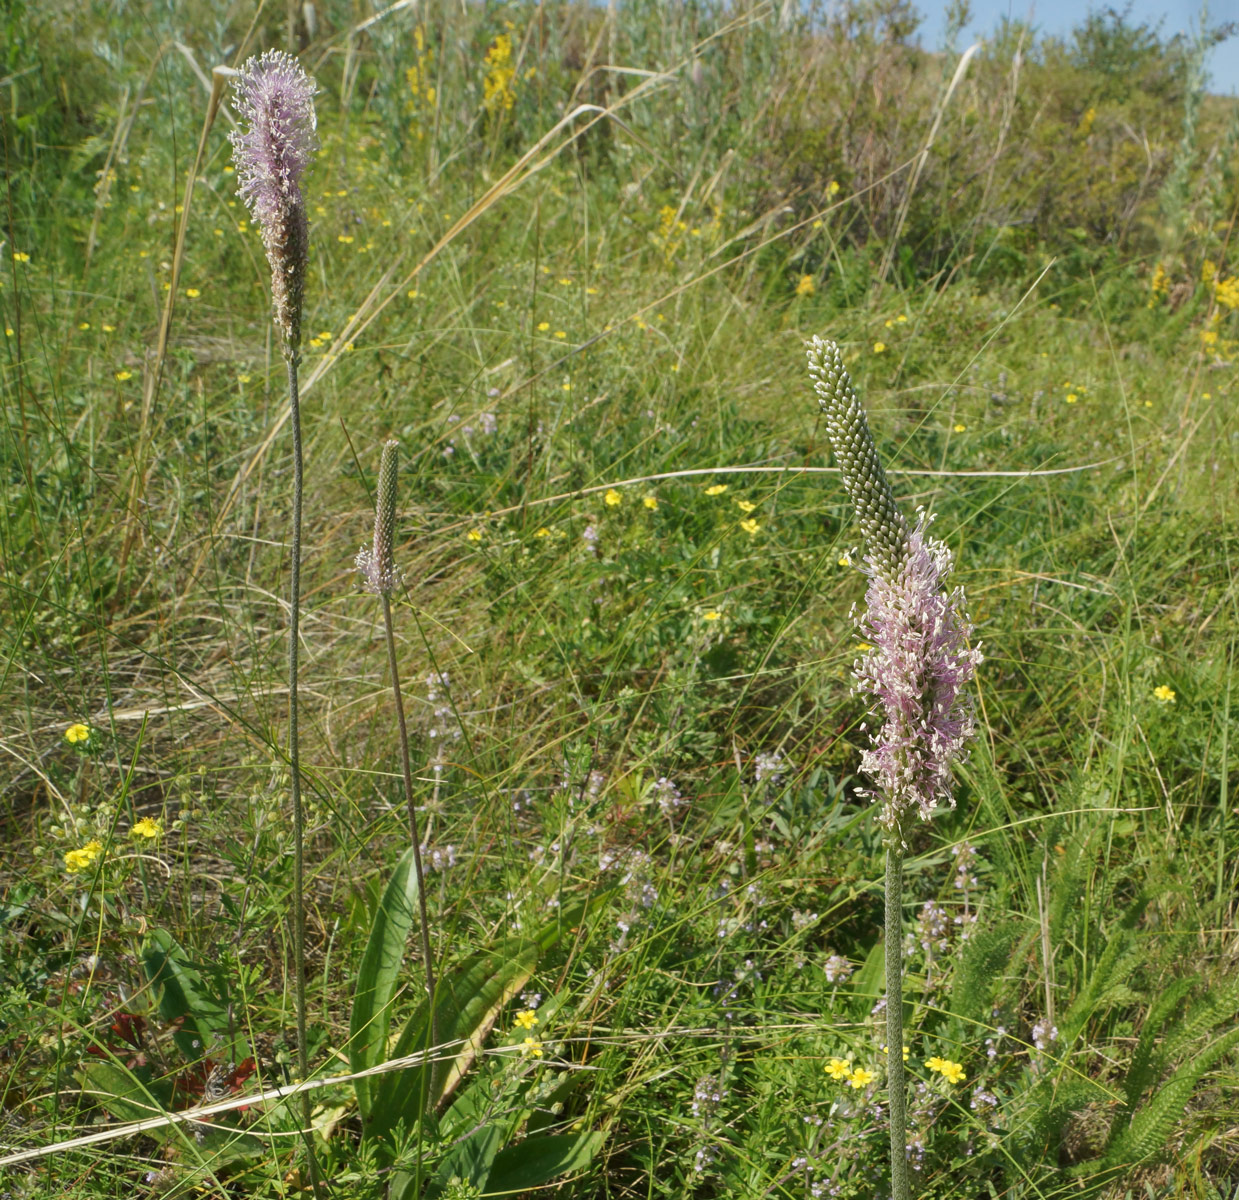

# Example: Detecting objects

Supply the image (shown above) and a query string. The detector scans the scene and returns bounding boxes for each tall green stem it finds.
[381,593,441,1075]
[285,350,322,1198]
[886,844,909,1200]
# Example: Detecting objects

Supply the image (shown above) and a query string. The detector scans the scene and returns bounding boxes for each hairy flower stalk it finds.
[806,336,982,1200]
[230,50,319,1193]
[357,441,443,1117]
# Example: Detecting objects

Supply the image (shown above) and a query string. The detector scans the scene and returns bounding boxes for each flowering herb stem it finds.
[229,49,320,1194]
[285,349,322,1200]
[806,336,981,1200]
[381,593,441,1179]
[364,439,442,1139]
[885,845,909,1200]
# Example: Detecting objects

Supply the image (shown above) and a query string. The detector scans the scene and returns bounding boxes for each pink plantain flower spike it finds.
[229,50,318,349]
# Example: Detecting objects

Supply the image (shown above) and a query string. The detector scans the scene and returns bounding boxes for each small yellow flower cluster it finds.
[823,1057,874,1089]
[795,274,816,297]
[1216,276,1239,309]
[514,1009,539,1030]
[655,204,689,259]
[520,1036,543,1057]
[482,30,517,114]
[925,1056,966,1084]
[1153,684,1175,703]
[873,341,886,354]
[704,483,727,496]
[65,723,91,745]
[643,496,658,511]
[405,26,436,135]
[64,840,103,873]
[604,489,622,507]
[1148,262,1169,307]
[739,518,760,536]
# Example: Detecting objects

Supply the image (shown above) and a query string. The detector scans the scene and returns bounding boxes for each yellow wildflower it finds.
[115,370,133,381]
[954,423,966,432]
[739,518,760,535]
[131,816,163,840]
[873,341,886,354]
[514,1009,539,1030]
[1065,393,1077,404]
[520,1036,543,1057]
[12,251,30,263]
[847,1067,875,1089]
[557,277,572,286]
[704,484,727,496]
[736,499,756,513]
[338,234,354,244]
[482,32,517,113]
[64,840,103,873]
[702,611,722,622]
[466,528,484,542]
[604,489,622,507]
[924,1056,948,1073]
[537,321,550,332]
[643,496,659,511]
[827,180,840,195]
[881,1044,910,1062]
[824,1057,852,1080]
[1153,685,1175,703]
[837,553,851,567]
[939,1060,966,1085]
[64,723,91,745]
[1216,276,1239,310]
[795,274,816,297]
[185,288,201,299]
[554,330,566,339]
[79,322,91,331]
[534,527,551,538]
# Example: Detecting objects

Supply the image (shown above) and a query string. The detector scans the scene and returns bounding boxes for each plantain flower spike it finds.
[805,336,982,845]
[357,440,401,594]
[229,50,318,350]
[805,336,909,579]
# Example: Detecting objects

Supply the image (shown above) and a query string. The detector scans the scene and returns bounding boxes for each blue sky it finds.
[916,0,1239,92]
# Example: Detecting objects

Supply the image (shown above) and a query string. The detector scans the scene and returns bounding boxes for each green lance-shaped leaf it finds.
[349,845,422,1121]
[805,336,909,579]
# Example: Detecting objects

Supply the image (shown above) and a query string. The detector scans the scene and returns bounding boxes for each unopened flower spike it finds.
[805,336,909,579]
[357,440,402,594]
[229,50,318,349]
